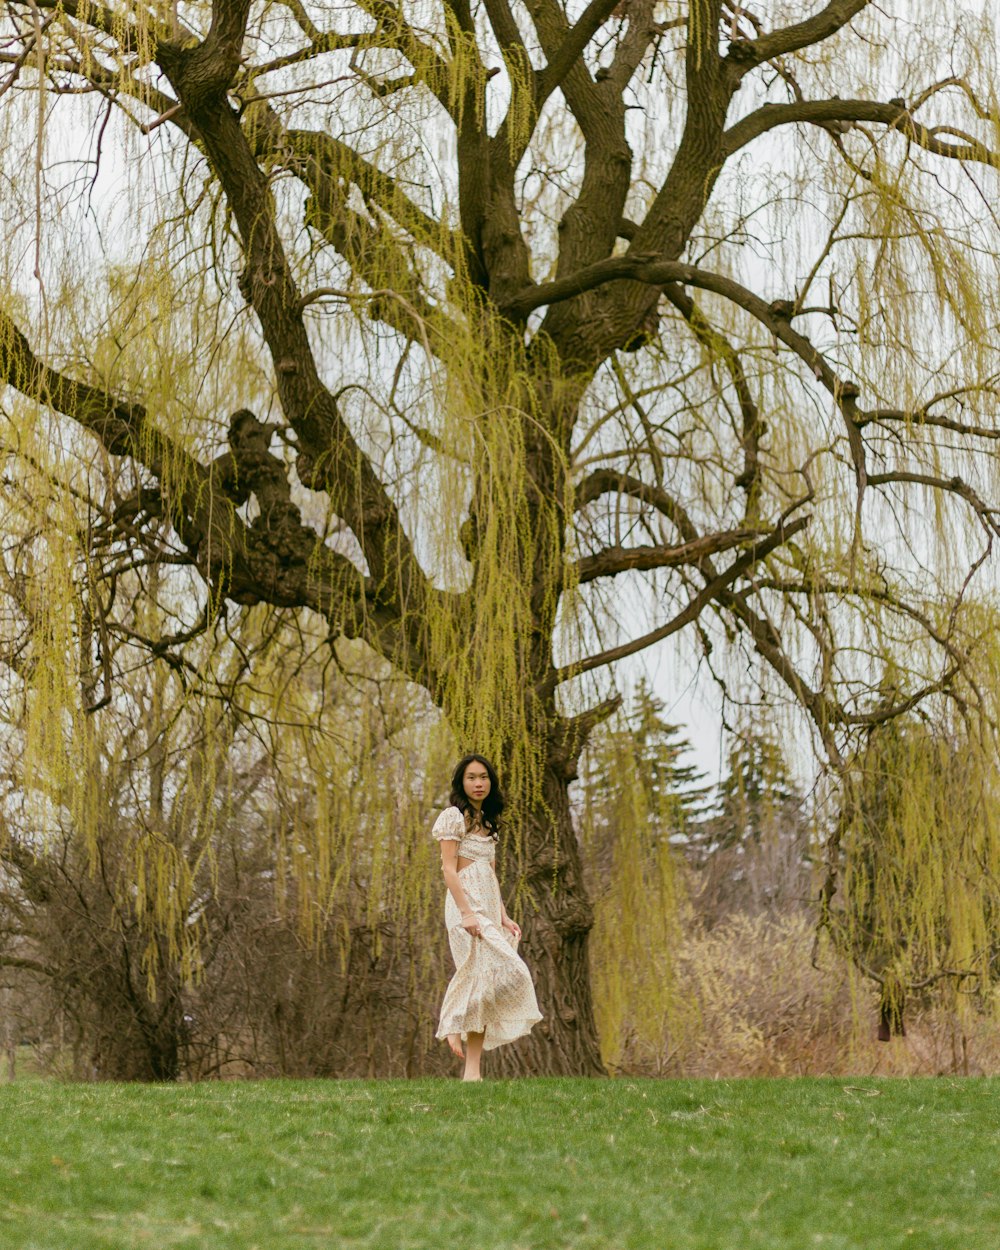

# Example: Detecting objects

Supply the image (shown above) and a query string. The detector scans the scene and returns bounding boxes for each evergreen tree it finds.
[626,677,714,847]
[576,676,711,865]
[688,721,811,919]
[711,728,799,852]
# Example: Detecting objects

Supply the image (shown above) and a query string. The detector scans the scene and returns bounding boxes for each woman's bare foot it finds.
[461,1073,482,1081]
[447,1033,464,1059]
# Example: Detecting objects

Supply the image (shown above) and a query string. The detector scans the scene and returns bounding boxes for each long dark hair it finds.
[449,753,505,835]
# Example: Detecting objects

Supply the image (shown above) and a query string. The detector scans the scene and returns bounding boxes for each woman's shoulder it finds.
[430,804,467,837]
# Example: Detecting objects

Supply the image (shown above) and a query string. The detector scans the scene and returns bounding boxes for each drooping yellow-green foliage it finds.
[575,686,689,1073]
[835,705,1000,1028]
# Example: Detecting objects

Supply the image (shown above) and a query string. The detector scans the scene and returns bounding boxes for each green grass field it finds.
[1,1076,998,1249]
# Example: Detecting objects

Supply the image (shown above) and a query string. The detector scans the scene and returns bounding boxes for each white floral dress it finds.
[431,805,543,1051]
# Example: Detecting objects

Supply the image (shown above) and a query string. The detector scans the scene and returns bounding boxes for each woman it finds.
[431,754,543,1079]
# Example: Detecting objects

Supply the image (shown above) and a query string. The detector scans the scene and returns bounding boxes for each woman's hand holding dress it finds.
[432,803,543,1049]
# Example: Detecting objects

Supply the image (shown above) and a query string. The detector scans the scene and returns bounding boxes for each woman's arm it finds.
[439,840,475,917]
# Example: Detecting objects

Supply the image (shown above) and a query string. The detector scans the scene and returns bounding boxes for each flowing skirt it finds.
[435,860,543,1051]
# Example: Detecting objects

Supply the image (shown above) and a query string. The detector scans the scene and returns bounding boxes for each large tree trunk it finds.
[88,945,187,1081]
[492,761,607,1076]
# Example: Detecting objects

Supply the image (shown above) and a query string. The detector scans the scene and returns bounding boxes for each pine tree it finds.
[689,722,811,919]
[626,677,714,847]
[576,676,711,866]
[712,729,799,851]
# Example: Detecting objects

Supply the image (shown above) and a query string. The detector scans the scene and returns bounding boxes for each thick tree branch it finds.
[0,310,191,474]
[555,513,809,684]
[282,129,444,249]
[525,0,602,136]
[156,7,428,611]
[574,467,700,542]
[575,526,761,584]
[724,0,871,75]
[0,311,377,632]
[519,257,837,449]
[550,693,624,782]
[498,255,741,319]
[438,0,498,292]
[535,0,623,103]
[506,259,865,483]
[279,127,468,337]
[722,97,1000,164]
[482,0,531,92]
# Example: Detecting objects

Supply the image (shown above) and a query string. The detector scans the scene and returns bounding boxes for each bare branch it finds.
[722,97,1000,164]
[717,586,844,767]
[574,468,700,543]
[535,0,624,103]
[0,311,372,628]
[866,472,1000,538]
[724,0,871,75]
[556,514,809,683]
[575,526,762,584]
[156,19,428,605]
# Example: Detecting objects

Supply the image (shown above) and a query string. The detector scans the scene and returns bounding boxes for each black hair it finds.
[449,754,505,834]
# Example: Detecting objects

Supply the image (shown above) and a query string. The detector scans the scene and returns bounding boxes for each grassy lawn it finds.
[1,1075,998,1249]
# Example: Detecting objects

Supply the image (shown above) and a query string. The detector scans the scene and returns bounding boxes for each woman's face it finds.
[463,762,491,804]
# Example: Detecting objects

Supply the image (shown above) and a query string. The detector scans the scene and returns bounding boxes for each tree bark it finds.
[492,756,607,1076]
[88,945,188,1081]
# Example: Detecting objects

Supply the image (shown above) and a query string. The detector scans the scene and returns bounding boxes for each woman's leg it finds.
[463,1030,485,1080]
[447,1033,464,1059]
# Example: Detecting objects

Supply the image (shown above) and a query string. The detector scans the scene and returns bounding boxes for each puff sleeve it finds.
[430,806,464,842]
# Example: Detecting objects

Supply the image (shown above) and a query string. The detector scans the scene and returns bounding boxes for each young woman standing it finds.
[431,754,543,1079]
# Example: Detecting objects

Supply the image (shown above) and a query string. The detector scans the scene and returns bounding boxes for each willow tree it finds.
[2,0,1000,1075]
[837,712,1000,1044]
